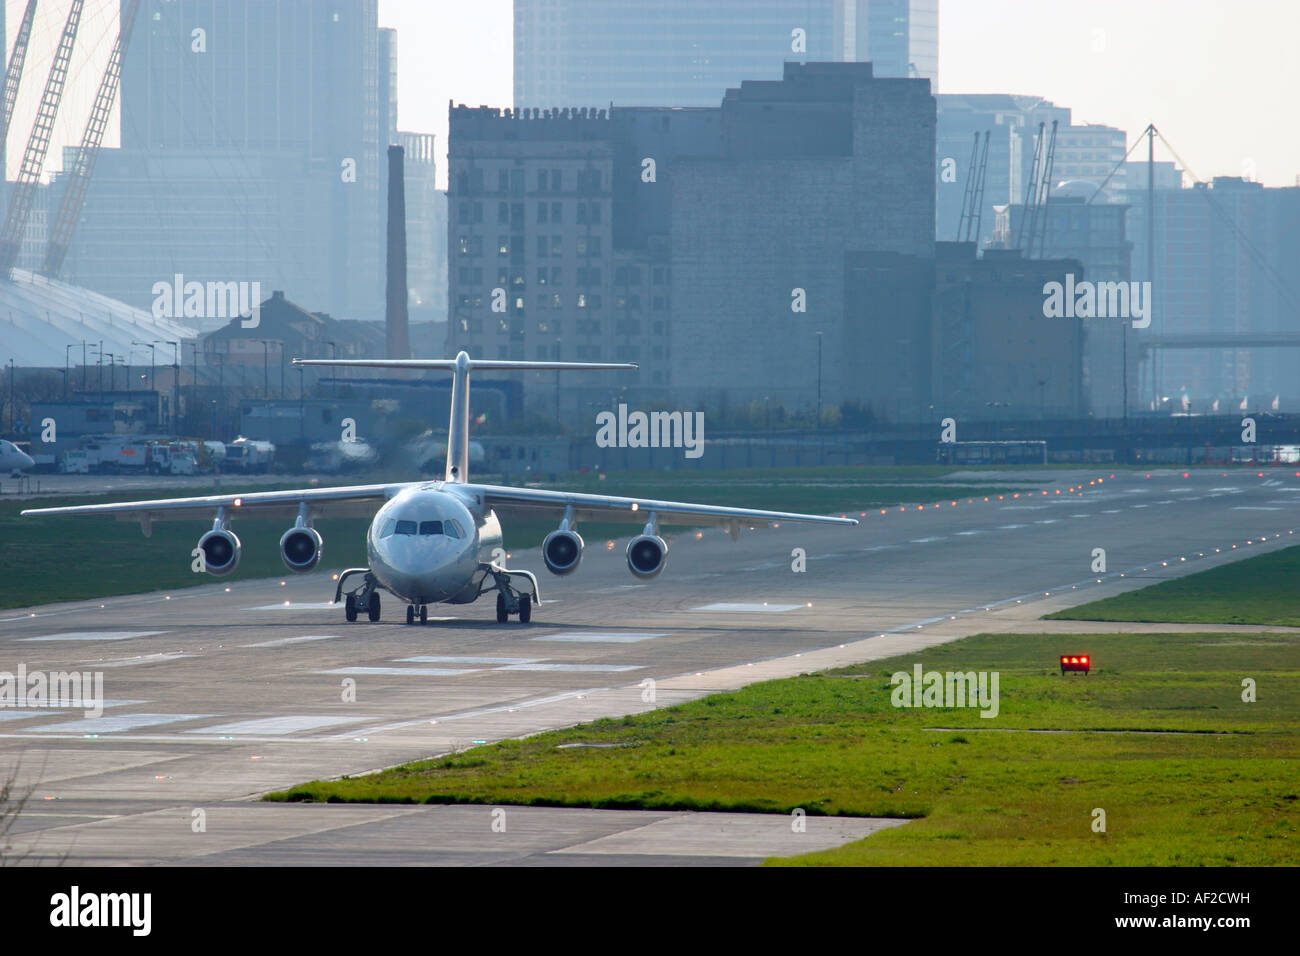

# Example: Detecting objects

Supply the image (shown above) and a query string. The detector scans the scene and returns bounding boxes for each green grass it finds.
[1045,544,1300,628]
[267,631,1300,866]
[0,490,374,609]
[3,470,1019,609]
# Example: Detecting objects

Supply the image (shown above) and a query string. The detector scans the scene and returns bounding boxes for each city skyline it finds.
[6,1,1295,189]
[382,0,1299,190]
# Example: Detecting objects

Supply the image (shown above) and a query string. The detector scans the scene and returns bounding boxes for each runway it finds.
[1,467,1296,865]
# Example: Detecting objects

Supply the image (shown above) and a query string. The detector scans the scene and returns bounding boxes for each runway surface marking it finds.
[189,715,368,736]
[19,630,168,642]
[531,631,667,642]
[27,713,215,733]
[244,634,341,648]
[691,603,802,613]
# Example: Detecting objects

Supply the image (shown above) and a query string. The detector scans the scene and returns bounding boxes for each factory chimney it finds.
[385,144,411,359]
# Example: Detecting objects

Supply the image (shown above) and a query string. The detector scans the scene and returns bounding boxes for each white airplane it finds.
[0,439,35,476]
[22,354,857,625]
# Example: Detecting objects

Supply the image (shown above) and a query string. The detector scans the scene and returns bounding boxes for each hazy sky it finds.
[7,1,1297,190]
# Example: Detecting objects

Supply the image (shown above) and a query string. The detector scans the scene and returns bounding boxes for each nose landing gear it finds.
[405,603,430,625]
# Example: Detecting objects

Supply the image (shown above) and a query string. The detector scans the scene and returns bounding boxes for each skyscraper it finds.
[66,0,383,321]
[514,0,837,108]
[834,0,938,87]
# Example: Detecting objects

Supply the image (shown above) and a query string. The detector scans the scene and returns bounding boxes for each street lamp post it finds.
[168,341,181,432]
[815,331,823,430]
[65,344,74,400]
[258,340,270,397]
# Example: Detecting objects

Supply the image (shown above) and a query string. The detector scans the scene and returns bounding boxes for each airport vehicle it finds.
[57,438,152,474]
[0,439,35,476]
[224,438,275,473]
[147,440,202,475]
[21,354,857,625]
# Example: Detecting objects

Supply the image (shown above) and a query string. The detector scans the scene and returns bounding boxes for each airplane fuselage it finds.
[365,484,502,606]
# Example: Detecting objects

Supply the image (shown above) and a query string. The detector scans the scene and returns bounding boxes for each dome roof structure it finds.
[0,269,197,368]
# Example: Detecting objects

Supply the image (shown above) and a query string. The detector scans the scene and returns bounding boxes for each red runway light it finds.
[1060,654,1091,676]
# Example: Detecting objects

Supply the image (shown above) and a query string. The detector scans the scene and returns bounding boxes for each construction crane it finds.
[955,130,990,244]
[1014,120,1058,256]
[0,0,84,278]
[41,0,141,279]
[0,0,39,167]
[1029,120,1059,258]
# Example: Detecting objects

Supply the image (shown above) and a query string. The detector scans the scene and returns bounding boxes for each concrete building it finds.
[935,96,1124,247]
[398,133,448,336]
[1127,177,1300,409]
[1006,185,1133,418]
[671,62,935,411]
[447,62,935,419]
[931,245,1086,421]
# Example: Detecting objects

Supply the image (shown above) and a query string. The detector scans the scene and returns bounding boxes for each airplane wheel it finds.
[419,604,428,624]
[368,592,381,622]
[345,595,358,623]
[518,593,531,623]
[496,592,508,623]
[406,605,415,625]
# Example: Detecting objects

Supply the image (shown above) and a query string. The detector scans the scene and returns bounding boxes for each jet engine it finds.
[542,529,584,576]
[280,526,323,573]
[197,529,242,576]
[626,534,668,580]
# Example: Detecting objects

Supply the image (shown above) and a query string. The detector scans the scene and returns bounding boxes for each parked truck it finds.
[224,437,275,473]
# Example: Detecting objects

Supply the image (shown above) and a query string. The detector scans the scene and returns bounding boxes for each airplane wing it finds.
[463,483,858,534]
[20,483,410,532]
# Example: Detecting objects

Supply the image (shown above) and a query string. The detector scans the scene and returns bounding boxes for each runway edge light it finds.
[1060,654,1090,676]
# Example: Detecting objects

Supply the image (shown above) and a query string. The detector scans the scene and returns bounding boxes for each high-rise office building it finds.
[834,0,938,87]
[515,0,837,108]
[65,0,383,321]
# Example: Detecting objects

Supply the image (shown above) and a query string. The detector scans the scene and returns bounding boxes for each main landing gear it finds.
[486,565,539,625]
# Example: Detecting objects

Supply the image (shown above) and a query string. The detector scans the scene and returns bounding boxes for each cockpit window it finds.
[395,520,417,535]
[445,519,463,539]
[419,520,444,536]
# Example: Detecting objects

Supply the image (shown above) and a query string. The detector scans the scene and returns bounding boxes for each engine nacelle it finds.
[542,529,584,576]
[626,534,668,580]
[280,526,323,573]
[197,529,242,576]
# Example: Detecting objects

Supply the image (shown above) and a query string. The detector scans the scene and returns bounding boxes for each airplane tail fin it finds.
[294,352,636,483]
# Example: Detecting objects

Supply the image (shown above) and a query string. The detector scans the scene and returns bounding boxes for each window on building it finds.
[536,267,548,285]
[551,201,562,223]
[537,203,548,224]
